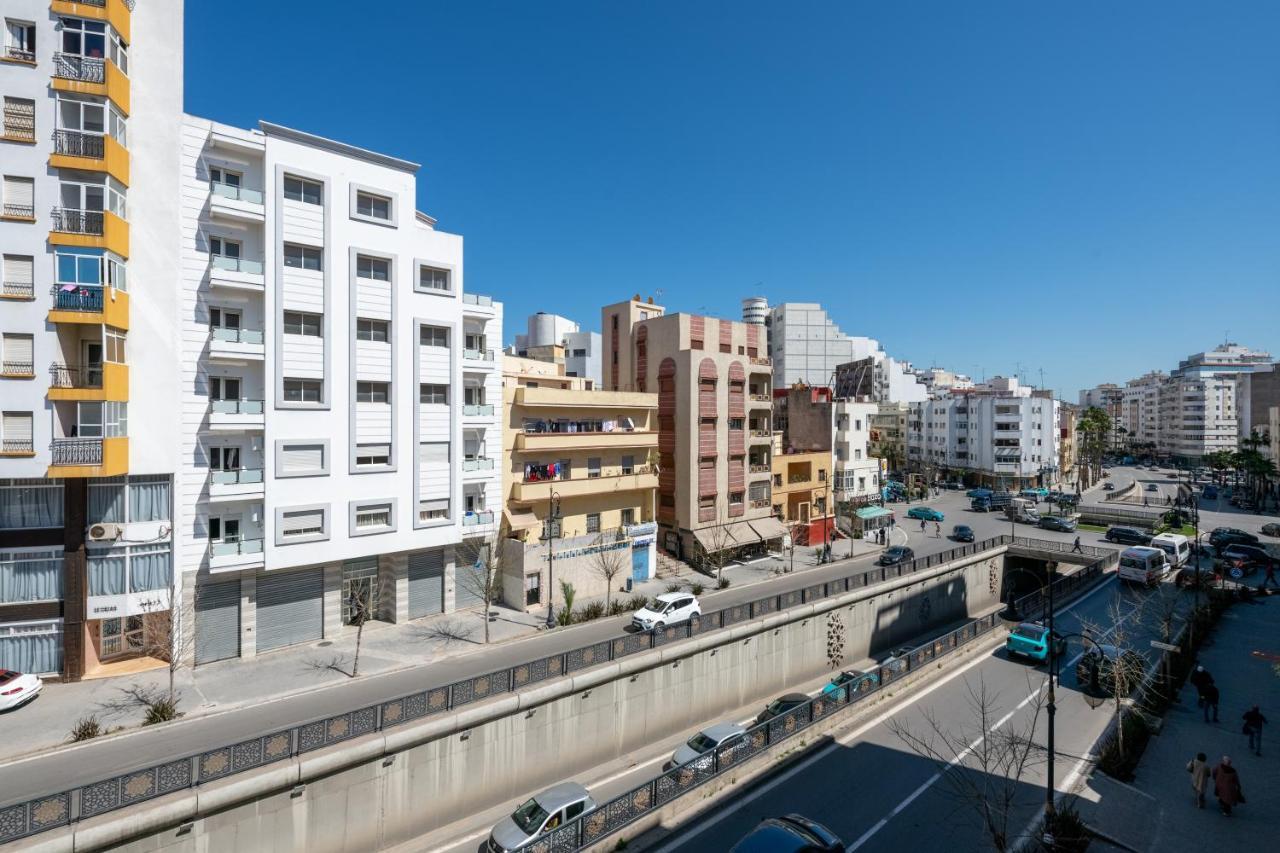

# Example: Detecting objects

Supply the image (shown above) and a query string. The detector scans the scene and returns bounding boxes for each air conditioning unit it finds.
[88,523,123,542]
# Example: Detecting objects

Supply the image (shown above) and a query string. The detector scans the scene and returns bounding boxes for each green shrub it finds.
[577,601,606,623]
[1046,804,1090,852]
[69,716,103,742]
[665,582,682,593]
[628,593,650,611]
[690,582,705,595]
[143,698,181,725]
[717,577,731,590]
[607,600,628,617]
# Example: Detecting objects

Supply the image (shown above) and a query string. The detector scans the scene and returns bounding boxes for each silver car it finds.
[488,782,596,852]
[671,722,747,768]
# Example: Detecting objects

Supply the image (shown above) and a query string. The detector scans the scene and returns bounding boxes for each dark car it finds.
[878,546,915,566]
[1038,515,1077,533]
[1145,483,1158,492]
[1075,645,1146,695]
[1175,564,1219,589]
[1217,544,1275,578]
[1209,527,1260,549]
[1262,523,1280,538]
[755,693,811,726]
[951,525,975,542]
[1105,526,1151,546]
[731,814,844,853]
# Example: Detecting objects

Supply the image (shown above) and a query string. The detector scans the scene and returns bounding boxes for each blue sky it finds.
[185,1,1279,398]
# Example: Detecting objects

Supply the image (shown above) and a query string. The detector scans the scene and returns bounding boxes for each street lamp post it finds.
[538,491,562,628]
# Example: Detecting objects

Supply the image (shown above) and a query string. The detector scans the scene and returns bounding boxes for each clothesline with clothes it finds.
[522,417,637,434]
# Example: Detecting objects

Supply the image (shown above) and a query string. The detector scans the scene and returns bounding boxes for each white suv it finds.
[631,592,701,631]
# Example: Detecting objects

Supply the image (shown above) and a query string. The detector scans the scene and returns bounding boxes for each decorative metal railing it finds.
[48,364,102,389]
[1,281,35,299]
[0,440,34,455]
[50,285,104,312]
[50,439,103,467]
[52,129,106,159]
[50,208,104,236]
[52,53,105,84]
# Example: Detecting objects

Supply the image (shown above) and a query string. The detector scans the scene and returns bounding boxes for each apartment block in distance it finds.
[177,116,502,663]
[499,355,657,612]
[603,297,787,560]
[770,384,834,546]
[0,0,183,679]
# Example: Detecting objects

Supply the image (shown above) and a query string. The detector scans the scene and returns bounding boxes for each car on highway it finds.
[1263,523,1280,537]
[1102,482,1115,491]
[1005,622,1066,664]
[730,814,844,853]
[820,669,881,700]
[631,592,700,632]
[755,693,811,725]
[951,524,975,542]
[906,506,944,522]
[1145,483,1158,492]
[671,722,747,768]
[1037,515,1077,533]
[0,670,42,711]
[1075,644,1146,696]
[488,783,597,852]
[1105,526,1152,546]
[877,546,915,567]
[1209,527,1260,549]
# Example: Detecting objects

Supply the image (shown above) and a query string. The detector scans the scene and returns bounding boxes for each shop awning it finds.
[856,506,892,520]
[503,507,541,531]
[749,516,789,543]
[692,521,757,552]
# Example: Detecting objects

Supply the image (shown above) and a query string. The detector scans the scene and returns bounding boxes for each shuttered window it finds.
[3,335,33,367]
[3,255,34,286]
[280,443,324,474]
[419,442,449,463]
[355,444,390,466]
[3,176,34,215]
[3,412,33,442]
[280,508,324,537]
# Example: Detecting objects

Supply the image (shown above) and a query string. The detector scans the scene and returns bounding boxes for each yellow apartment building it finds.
[770,435,833,547]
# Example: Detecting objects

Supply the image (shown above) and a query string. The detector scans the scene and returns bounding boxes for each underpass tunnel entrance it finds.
[999,555,1055,611]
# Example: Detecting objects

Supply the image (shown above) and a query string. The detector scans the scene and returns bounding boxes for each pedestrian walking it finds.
[1203,683,1220,723]
[1212,756,1245,815]
[1187,752,1210,808]
[920,519,926,533]
[1262,562,1279,590]
[934,521,941,538]
[1071,536,1083,554]
[1243,705,1267,756]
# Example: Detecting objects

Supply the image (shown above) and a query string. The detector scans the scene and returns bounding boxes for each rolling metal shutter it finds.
[195,580,241,665]
[280,443,324,475]
[256,568,322,651]
[407,550,444,618]
[453,541,487,611]
[2,412,32,442]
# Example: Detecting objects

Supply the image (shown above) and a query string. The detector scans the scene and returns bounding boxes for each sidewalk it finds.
[1073,596,1280,851]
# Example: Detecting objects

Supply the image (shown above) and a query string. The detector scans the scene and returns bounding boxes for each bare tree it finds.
[347,580,373,678]
[1078,594,1149,764]
[456,537,504,644]
[888,675,1048,852]
[699,522,737,587]
[588,528,629,610]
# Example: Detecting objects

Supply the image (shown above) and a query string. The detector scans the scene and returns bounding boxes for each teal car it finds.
[820,669,880,701]
[1005,622,1066,664]
[906,506,944,522]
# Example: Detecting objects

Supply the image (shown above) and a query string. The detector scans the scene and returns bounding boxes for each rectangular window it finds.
[355,444,390,466]
[0,479,63,529]
[0,548,62,604]
[2,254,33,296]
[356,255,389,281]
[419,384,448,405]
[209,235,240,259]
[2,175,35,217]
[105,328,126,363]
[3,97,35,142]
[417,265,450,292]
[280,442,325,474]
[621,455,635,475]
[419,326,449,348]
[282,310,321,337]
[282,175,322,205]
[2,334,33,373]
[419,498,449,521]
[280,508,325,537]
[355,191,391,221]
[354,503,392,529]
[621,508,635,526]
[282,243,322,271]
[356,381,389,404]
[587,457,601,478]
[283,378,322,403]
[586,513,601,533]
[5,20,36,61]
[356,318,389,342]
[208,165,241,187]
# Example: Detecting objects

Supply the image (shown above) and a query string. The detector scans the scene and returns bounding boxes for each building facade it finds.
[0,0,184,678]
[499,355,657,612]
[870,402,909,475]
[511,311,601,388]
[833,399,881,503]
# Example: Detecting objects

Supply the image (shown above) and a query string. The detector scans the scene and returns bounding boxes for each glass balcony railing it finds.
[210,538,264,559]
[463,404,495,416]
[210,327,265,345]
[210,399,264,415]
[462,293,493,307]
[210,256,264,275]
[211,182,264,205]
[211,468,264,485]
[463,458,495,471]
[51,285,104,312]
[463,348,495,362]
[462,511,494,526]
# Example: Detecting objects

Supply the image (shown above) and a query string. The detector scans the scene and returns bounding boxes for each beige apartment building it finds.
[602,298,785,562]
[499,355,658,612]
[870,402,909,475]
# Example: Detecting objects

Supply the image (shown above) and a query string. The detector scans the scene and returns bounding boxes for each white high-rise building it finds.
[177,117,502,664]
[832,400,881,501]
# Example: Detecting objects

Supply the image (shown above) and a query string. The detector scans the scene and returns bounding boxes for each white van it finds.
[1118,546,1170,586]
[1149,533,1191,568]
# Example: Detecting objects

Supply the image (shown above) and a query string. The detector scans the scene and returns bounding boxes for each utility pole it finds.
[539,491,562,628]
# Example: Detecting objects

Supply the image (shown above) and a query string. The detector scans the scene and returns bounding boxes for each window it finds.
[355,191,391,221]
[419,326,449,348]
[354,504,392,530]
[2,254,33,297]
[279,442,326,475]
[356,381,389,404]
[419,498,449,521]
[282,310,321,337]
[208,376,239,401]
[3,97,35,142]
[621,455,635,475]
[5,20,36,62]
[208,445,240,472]
[208,515,239,544]
[0,479,62,529]
[2,175,34,218]
[280,507,325,538]
[586,513,601,534]
[419,384,448,405]
[620,508,635,526]
[342,558,379,622]
[2,334,33,374]
[282,175,322,205]
[105,329,126,363]
[587,457,601,478]
[524,573,541,606]
[356,255,389,281]
[209,235,240,259]
[356,318,389,342]
[283,243,322,271]
[208,165,240,187]
[417,265,450,292]
[283,378,322,403]
[355,444,390,466]
[0,549,62,604]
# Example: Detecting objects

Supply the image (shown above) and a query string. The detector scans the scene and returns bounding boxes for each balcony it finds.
[462,403,496,419]
[51,52,130,114]
[749,463,771,475]
[209,538,264,572]
[209,256,266,292]
[514,428,659,453]
[462,457,496,476]
[209,182,266,224]
[749,393,771,406]
[209,468,265,502]
[514,386,655,410]
[48,285,129,329]
[461,292,497,316]
[208,327,266,361]
[462,510,495,528]
[513,469,658,504]
[49,208,129,257]
[47,436,128,477]
[0,281,35,301]
[208,399,265,431]
[749,356,772,368]
[750,498,770,509]
[0,440,35,457]
[0,360,34,379]
[463,348,496,367]
[47,362,128,402]
[50,130,130,185]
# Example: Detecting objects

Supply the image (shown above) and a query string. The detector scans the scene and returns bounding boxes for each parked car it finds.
[0,670,42,712]
[1261,523,1280,537]
[731,814,844,853]
[488,783,597,852]
[1202,485,1218,499]
[1075,645,1146,696]
[671,722,747,768]
[1005,622,1066,664]
[1217,544,1275,576]
[877,546,914,567]
[631,592,700,632]
[1038,515,1077,533]
[1103,482,1115,491]
[1175,563,1219,589]
[906,506,944,522]
[1118,546,1169,586]
[1209,527,1260,549]
[1105,526,1152,546]
[944,481,964,491]
[755,693,811,725]
[879,645,915,677]
[820,669,881,701]
[951,524,975,542]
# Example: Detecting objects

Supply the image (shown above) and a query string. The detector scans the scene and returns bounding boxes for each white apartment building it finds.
[832,400,881,501]
[908,377,1060,489]
[178,117,502,664]
[511,312,602,387]
[0,0,183,679]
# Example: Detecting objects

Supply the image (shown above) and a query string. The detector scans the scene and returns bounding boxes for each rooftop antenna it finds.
[1038,367,1045,390]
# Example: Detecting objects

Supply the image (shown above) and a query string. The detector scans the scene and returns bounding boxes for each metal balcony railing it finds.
[52,129,106,158]
[53,53,106,84]
[50,438,103,466]
[4,46,35,63]
[1,439,34,454]
[210,399,265,415]
[1,281,35,299]
[210,182,264,205]
[210,468,264,486]
[210,327,265,345]
[49,364,102,388]
[50,208,104,236]
[51,285,104,312]
[1,361,34,377]
[3,203,34,219]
